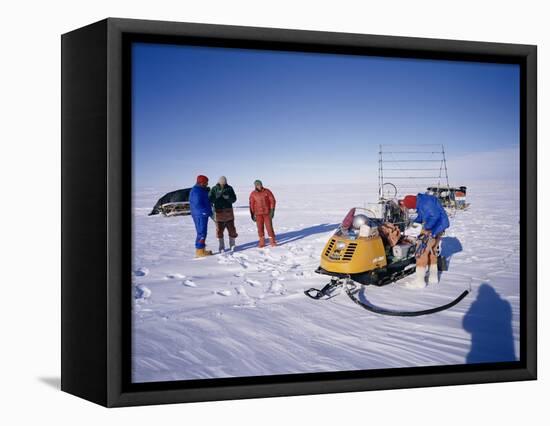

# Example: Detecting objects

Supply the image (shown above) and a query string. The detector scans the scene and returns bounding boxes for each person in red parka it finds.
[249,179,277,248]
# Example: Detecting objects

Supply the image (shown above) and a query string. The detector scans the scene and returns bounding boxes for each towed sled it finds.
[305,202,469,316]
[426,186,470,210]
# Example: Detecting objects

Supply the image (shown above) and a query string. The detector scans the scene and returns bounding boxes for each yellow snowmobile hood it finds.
[320,234,387,275]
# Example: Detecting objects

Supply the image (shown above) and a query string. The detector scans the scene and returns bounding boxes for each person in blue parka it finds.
[402,193,449,287]
[414,193,450,236]
[189,175,213,257]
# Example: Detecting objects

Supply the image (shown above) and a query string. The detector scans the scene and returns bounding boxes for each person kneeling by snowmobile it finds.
[209,176,238,252]
[402,193,449,288]
[189,175,214,257]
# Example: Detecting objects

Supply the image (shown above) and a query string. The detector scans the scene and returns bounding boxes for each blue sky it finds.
[132,42,519,188]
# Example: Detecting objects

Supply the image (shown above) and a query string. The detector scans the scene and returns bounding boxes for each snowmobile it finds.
[314,203,414,286]
[305,201,469,316]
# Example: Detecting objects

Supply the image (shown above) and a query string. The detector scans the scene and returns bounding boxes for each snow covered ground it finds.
[131,183,520,383]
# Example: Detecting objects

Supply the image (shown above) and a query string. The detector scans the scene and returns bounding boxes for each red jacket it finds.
[249,188,276,215]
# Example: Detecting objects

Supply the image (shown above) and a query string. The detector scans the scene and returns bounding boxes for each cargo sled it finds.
[426,186,469,210]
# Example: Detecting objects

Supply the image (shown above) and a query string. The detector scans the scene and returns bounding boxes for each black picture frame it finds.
[61,17,537,407]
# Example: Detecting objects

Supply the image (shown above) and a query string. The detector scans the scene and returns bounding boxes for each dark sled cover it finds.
[149,188,192,216]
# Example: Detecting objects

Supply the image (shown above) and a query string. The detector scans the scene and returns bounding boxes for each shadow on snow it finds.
[463,283,516,363]
[440,236,463,269]
[235,223,339,251]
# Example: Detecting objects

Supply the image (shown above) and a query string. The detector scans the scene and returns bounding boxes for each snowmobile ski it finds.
[304,278,342,300]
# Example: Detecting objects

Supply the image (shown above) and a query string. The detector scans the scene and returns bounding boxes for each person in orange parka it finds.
[249,179,277,248]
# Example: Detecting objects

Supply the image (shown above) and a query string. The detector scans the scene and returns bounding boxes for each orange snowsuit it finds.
[249,188,276,242]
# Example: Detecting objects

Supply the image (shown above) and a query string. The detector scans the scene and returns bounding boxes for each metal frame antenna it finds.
[378,144,451,198]
[378,144,383,198]
[441,144,451,191]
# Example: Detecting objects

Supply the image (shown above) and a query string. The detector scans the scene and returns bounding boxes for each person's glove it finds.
[250,211,256,222]
[270,208,275,219]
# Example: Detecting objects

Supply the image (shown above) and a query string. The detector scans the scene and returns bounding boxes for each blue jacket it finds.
[414,193,449,236]
[189,184,213,217]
